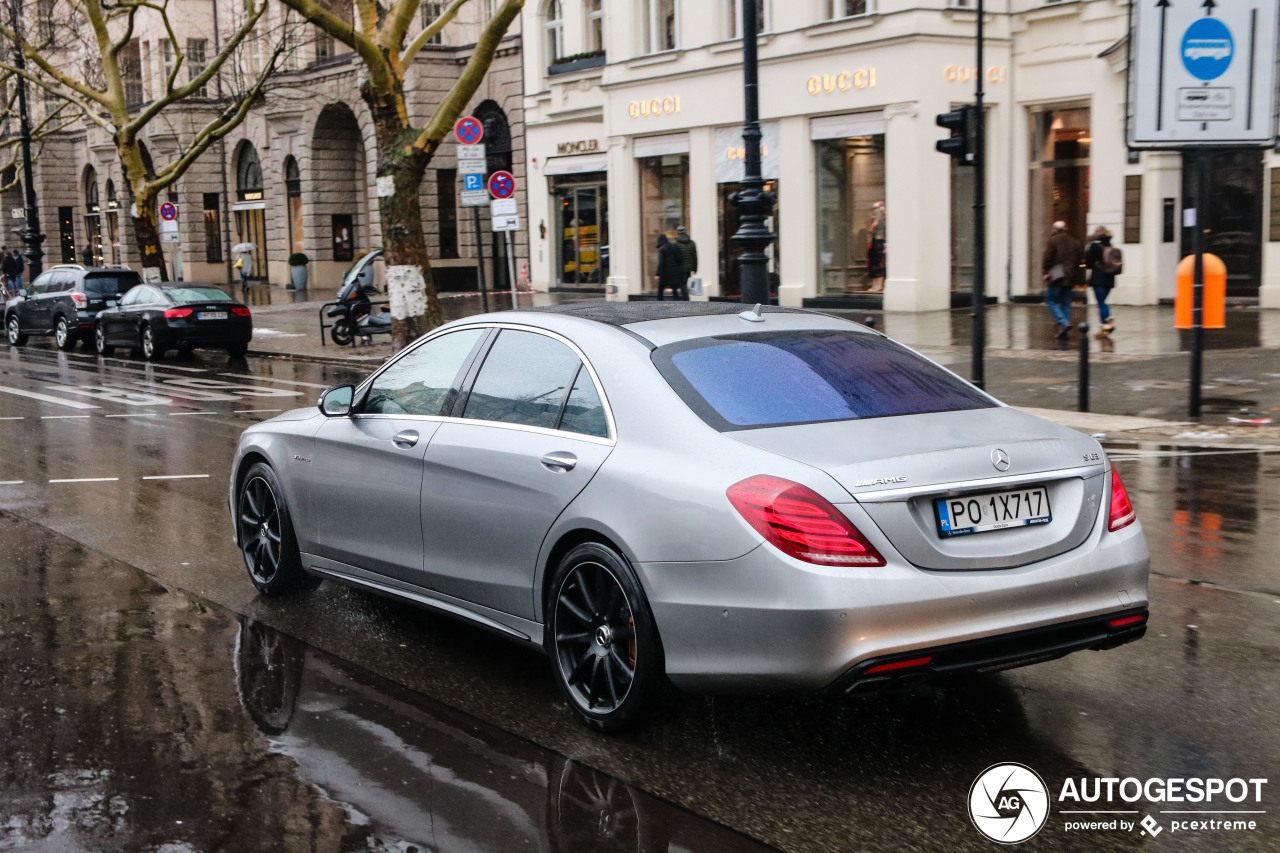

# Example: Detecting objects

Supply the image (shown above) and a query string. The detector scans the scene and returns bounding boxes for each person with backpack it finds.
[1085,226,1121,337]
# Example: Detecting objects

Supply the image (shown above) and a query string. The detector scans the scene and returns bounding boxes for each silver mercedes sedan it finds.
[229,303,1150,731]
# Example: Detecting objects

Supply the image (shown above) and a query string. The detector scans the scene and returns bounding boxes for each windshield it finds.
[84,274,140,296]
[654,330,995,431]
[165,287,233,303]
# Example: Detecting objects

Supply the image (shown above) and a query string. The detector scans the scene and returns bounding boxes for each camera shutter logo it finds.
[969,763,1049,844]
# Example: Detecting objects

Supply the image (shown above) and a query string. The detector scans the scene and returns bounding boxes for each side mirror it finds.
[319,384,354,417]
[17,289,26,297]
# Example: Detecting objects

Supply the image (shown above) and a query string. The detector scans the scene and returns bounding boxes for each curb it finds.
[245,349,387,369]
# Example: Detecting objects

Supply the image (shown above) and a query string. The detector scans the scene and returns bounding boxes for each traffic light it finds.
[936,106,975,165]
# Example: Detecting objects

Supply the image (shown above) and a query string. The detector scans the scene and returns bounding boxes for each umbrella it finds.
[231,242,257,253]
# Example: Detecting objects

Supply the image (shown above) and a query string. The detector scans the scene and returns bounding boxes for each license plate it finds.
[198,311,227,320]
[935,486,1052,537]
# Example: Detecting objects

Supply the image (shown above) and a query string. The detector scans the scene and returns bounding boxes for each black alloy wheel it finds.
[6,315,26,346]
[236,462,319,596]
[94,323,114,356]
[140,325,160,360]
[548,543,663,732]
[55,316,76,351]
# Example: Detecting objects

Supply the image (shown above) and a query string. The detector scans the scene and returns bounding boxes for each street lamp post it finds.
[733,1,774,305]
[971,0,986,389]
[8,0,46,279]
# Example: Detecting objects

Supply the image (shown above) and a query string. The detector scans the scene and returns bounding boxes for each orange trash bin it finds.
[1174,254,1226,329]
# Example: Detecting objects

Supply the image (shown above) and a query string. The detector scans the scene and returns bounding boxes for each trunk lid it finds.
[728,407,1107,570]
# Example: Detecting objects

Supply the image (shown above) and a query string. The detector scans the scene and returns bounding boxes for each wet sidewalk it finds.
[238,285,1280,442]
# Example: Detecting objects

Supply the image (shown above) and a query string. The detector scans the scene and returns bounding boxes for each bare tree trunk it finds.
[130,204,169,281]
[369,102,443,351]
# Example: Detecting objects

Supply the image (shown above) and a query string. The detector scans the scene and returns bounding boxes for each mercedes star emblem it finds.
[991,448,1011,472]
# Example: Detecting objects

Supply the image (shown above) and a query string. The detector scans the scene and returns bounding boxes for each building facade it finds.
[11,1,524,295]
[520,0,1280,310]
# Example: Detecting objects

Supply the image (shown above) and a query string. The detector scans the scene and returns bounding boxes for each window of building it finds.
[283,17,303,70]
[437,168,458,259]
[946,0,974,8]
[159,39,175,89]
[37,0,56,44]
[588,0,604,53]
[643,0,677,54]
[545,1,564,64]
[1029,106,1090,291]
[827,0,869,19]
[58,206,76,263]
[638,153,689,288]
[1271,169,1280,242]
[553,173,609,287]
[728,0,766,38]
[315,32,335,61]
[187,39,208,97]
[203,192,222,263]
[121,40,144,107]
[816,133,885,295]
[1124,175,1142,245]
[420,2,444,45]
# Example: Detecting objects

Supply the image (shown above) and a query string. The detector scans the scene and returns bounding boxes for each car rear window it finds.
[84,274,140,296]
[166,287,232,303]
[653,330,995,430]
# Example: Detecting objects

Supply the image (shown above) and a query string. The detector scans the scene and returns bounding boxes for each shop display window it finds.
[639,154,689,289]
[816,135,884,296]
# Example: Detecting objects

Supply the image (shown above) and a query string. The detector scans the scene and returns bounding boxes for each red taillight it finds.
[726,475,886,567]
[1109,614,1146,629]
[1108,467,1136,532]
[865,656,933,675]
[71,292,88,308]
[164,308,193,319]
[231,306,251,317]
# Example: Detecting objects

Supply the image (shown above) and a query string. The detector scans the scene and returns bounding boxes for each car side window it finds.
[52,273,73,293]
[136,287,161,304]
[118,288,139,306]
[462,330,583,430]
[559,366,608,438]
[362,328,485,417]
[28,273,52,295]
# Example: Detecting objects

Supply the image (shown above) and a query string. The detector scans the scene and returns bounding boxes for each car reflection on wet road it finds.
[0,343,1277,852]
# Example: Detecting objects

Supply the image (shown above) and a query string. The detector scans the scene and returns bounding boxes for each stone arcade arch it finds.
[309,103,367,273]
[233,140,268,280]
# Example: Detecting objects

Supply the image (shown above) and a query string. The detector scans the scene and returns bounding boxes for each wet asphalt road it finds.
[0,341,1277,852]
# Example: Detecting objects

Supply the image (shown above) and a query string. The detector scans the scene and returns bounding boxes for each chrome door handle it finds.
[541,451,577,472]
[392,429,419,448]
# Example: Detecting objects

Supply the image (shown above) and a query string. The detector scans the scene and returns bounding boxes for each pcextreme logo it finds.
[968,764,1269,844]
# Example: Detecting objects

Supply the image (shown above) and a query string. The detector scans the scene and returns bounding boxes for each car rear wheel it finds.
[6,315,26,346]
[547,543,663,732]
[55,316,76,351]
[94,323,114,356]
[140,325,161,360]
[237,462,320,596]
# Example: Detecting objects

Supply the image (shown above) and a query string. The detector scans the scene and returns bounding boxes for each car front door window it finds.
[363,328,486,416]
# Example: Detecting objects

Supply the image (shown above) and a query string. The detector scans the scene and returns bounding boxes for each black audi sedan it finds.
[95,284,252,359]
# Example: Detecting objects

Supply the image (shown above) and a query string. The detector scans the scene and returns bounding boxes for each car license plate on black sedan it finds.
[935,486,1051,537]
[198,311,228,320]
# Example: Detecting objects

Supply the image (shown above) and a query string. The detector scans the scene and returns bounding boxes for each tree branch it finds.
[403,0,472,66]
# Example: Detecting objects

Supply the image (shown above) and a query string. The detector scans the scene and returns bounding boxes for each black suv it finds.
[5,265,142,350]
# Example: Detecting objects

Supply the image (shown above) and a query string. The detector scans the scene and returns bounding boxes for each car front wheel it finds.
[140,325,161,360]
[547,542,664,732]
[237,462,320,596]
[55,316,77,351]
[6,315,26,346]
[94,323,114,356]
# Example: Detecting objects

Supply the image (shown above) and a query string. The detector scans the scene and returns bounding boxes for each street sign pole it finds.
[473,206,489,312]
[1190,150,1206,418]
[505,230,518,310]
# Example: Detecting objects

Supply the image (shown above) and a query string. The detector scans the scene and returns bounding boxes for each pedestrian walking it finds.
[10,249,23,294]
[81,244,94,266]
[1041,220,1083,339]
[655,234,685,301]
[674,225,697,301]
[1,249,16,296]
[866,201,887,292]
[1084,226,1121,338]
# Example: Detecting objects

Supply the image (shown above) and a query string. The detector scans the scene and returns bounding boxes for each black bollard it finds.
[1077,322,1090,413]
[863,316,876,330]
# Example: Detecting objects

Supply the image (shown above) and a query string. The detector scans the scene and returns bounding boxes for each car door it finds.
[122,286,161,342]
[104,287,139,343]
[420,328,614,619]
[15,272,52,330]
[304,327,489,585]
[25,272,61,331]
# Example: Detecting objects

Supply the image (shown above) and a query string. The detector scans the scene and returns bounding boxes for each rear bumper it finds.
[638,520,1150,693]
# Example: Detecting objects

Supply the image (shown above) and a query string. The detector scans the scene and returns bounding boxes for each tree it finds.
[278,0,523,349]
[0,0,290,280]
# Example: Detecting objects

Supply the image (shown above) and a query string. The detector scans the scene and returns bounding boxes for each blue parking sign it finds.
[463,173,484,192]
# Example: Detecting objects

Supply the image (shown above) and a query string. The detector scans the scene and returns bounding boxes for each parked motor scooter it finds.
[328,250,391,346]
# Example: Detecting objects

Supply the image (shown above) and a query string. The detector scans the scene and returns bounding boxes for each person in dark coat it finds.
[0,249,14,295]
[1084,226,1117,337]
[656,234,685,301]
[674,225,697,299]
[9,249,23,293]
[81,244,94,266]
[1041,220,1083,339]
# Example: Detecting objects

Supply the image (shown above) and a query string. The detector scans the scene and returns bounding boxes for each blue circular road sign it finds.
[1181,18,1233,81]
[488,171,515,199]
